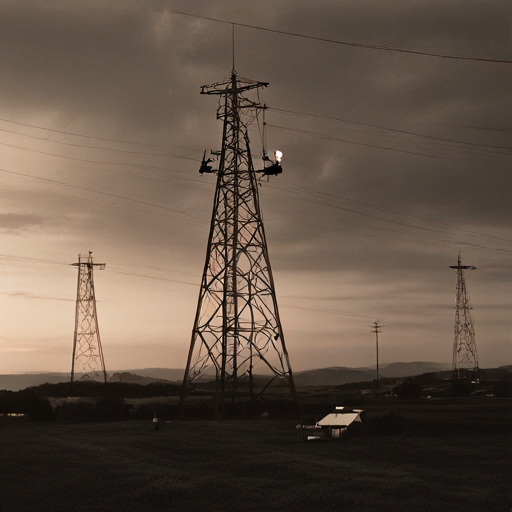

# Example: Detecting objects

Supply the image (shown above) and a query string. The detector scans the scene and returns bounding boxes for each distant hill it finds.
[293,367,376,387]
[0,373,69,391]
[0,362,505,391]
[108,372,172,384]
[0,368,185,391]
[291,362,453,387]
[120,368,185,382]
[378,362,452,378]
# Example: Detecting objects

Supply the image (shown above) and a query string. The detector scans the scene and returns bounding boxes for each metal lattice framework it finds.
[450,252,479,379]
[179,72,299,418]
[70,252,107,385]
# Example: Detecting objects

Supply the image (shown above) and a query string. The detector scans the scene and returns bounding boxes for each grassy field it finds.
[1,397,510,512]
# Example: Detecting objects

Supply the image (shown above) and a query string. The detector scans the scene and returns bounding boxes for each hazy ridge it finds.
[4,362,511,391]
[0,362,457,391]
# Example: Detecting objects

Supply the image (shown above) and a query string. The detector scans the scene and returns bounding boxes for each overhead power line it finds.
[2,162,509,253]
[0,167,207,223]
[431,121,511,133]
[0,140,202,178]
[0,254,382,318]
[0,253,200,279]
[267,124,459,162]
[0,126,199,160]
[261,192,512,254]
[0,138,199,163]
[0,117,202,153]
[169,9,512,64]
[105,269,197,286]
[4,170,211,225]
[0,253,69,266]
[268,108,512,152]
[280,303,376,320]
[273,181,512,244]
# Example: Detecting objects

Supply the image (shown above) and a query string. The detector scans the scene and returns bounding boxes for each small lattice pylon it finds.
[70,252,107,385]
[450,252,479,379]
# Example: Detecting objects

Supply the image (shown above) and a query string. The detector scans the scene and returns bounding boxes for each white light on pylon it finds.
[274,150,283,162]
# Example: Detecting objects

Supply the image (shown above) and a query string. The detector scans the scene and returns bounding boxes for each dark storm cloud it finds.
[0,2,222,139]
[0,1,509,371]
[1,0,509,255]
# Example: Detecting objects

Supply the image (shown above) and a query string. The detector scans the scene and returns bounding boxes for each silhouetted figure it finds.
[153,414,160,431]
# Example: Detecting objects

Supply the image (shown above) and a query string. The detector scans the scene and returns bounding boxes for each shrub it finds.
[393,379,422,399]
[25,395,54,422]
[0,391,22,415]
[95,397,128,421]
[0,391,54,421]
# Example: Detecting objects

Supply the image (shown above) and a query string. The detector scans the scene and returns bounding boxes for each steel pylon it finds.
[450,252,478,379]
[70,252,107,385]
[179,71,299,418]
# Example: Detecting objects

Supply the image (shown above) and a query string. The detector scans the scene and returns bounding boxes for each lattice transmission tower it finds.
[70,252,107,385]
[179,70,299,418]
[450,252,478,379]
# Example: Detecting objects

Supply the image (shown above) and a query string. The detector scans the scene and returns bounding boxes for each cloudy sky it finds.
[0,1,510,374]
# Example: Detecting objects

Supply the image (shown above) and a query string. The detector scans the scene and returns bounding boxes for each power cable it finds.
[2,179,209,226]
[1,136,212,185]
[105,269,198,286]
[0,140,199,163]
[0,167,208,223]
[168,9,512,64]
[109,262,199,277]
[0,253,69,266]
[0,126,201,160]
[0,117,202,152]
[267,181,512,244]
[280,303,376,320]
[275,217,512,254]
[261,191,512,252]
[0,140,203,179]
[268,108,512,152]
[431,121,511,133]
[3,163,508,252]
[267,124,460,162]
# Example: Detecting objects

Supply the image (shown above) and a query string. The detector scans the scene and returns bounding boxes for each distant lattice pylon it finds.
[70,252,107,385]
[179,71,299,419]
[450,252,479,379]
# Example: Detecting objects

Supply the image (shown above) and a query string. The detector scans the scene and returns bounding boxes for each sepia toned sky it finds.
[0,1,510,374]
